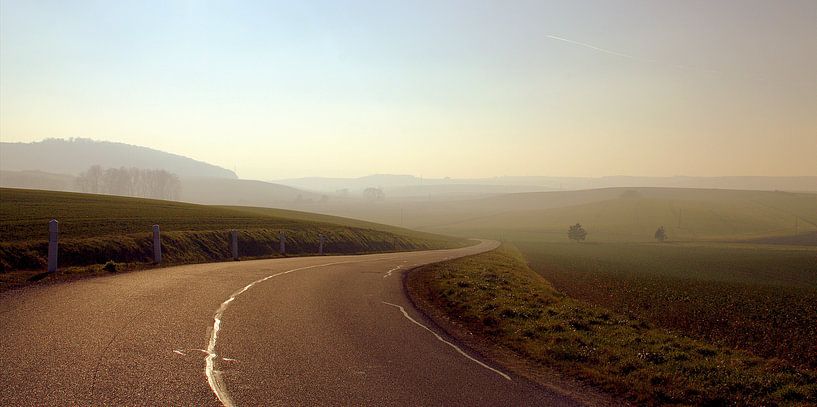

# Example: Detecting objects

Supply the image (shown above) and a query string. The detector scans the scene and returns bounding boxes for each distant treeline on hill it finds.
[75,165,181,200]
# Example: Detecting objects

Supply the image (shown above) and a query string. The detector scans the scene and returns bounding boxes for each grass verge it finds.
[0,188,466,291]
[406,244,817,405]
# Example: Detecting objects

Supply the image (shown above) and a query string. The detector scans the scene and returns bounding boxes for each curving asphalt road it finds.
[0,240,580,406]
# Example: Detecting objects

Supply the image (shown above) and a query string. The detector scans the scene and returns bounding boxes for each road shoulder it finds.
[403,249,618,407]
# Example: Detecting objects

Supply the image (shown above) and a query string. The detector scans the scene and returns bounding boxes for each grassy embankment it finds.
[408,245,817,405]
[0,188,466,288]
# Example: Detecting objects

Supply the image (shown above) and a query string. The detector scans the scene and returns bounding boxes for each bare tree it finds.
[363,187,385,202]
[75,166,181,200]
[75,165,103,193]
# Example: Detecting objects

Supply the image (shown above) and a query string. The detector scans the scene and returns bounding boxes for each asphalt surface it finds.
[0,240,580,406]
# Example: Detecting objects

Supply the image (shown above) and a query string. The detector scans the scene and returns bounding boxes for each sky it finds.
[1,0,815,180]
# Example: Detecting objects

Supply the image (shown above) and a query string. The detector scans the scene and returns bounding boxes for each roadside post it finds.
[153,224,162,264]
[318,234,325,255]
[279,231,286,255]
[231,230,239,261]
[47,219,58,272]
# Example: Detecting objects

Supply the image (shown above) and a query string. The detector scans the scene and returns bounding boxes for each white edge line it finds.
[205,256,400,406]
[381,301,512,381]
[383,265,402,278]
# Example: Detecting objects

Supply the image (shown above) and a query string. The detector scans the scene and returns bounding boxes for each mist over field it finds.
[1,1,816,405]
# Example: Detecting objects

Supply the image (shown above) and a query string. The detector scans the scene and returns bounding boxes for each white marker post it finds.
[153,224,162,264]
[318,234,325,255]
[231,230,239,261]
[279,231,286,255]
[47,219,58,273]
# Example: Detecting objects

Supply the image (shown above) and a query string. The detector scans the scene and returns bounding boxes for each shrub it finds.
[102,260,117,273]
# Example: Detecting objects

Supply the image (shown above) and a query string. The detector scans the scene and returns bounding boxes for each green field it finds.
[390,187,817,402]
[388,187,817,369]
[0,188,455,242]
[518,241,817,370]
[407,245,817,405]
[0,188,465,277]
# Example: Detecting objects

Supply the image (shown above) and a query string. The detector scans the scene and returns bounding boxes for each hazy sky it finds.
[1,0,815,179]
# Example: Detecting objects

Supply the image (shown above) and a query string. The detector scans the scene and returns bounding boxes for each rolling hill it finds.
[275,174,817,197]
[0,188,465,275]
[0,170,76,192]
[0,138,237,178]
[179,177,323,206]
[0,170,324,209]
[294,188,817,243]
[426,188,817,242]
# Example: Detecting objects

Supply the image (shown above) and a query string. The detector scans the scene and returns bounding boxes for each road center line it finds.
[205,256,399,407]
[381,301,512,381]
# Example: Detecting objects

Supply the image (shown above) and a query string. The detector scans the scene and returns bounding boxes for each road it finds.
[0,240,580,406]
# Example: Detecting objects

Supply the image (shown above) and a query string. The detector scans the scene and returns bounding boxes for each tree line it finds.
[75,165,181,200]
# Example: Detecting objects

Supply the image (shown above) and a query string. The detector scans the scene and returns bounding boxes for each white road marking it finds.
[381,301,512,381]
[383,265,402,278]
[173,348,208,356]
[206,257,399,407]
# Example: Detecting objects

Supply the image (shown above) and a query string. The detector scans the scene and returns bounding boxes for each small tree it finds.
[363,187,385,202]
[568,223,587,242]
[654,226,667,242]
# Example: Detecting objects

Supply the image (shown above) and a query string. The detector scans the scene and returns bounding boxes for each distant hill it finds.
[0,138,237,179]
[276,174,817,197]
[180,177,323,206]
[292,187,817,243]
[0,139,336,206]
[275,174,423,192]
[416,188,817,242]
[0,170,75,192]
[0,169,324,209]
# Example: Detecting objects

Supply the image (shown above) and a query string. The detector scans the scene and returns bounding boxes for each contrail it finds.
[545,34,816,89]
[545,34,642,60]
[546,34,689,70]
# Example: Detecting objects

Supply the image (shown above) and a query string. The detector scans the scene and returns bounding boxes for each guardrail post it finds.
[231,230,239,261]
[279,231,286,255]
[318,234,325,255]
[153,224,162,264]
[47,219,58,272]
